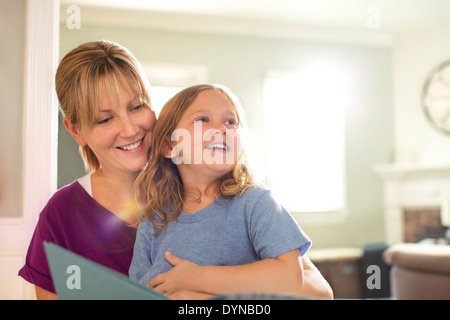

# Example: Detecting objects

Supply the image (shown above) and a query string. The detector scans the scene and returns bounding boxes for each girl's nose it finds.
[214,123,228,135]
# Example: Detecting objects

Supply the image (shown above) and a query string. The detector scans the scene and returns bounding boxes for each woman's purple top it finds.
[18,181,136,293]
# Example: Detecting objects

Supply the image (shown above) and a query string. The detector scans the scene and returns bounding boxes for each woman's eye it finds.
[97,117,111,125]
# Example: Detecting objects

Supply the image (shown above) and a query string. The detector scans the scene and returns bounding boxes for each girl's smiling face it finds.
[73,81,156,176]
[169,88,243,183]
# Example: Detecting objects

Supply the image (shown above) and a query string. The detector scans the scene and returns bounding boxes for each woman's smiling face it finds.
[78,81,156,175]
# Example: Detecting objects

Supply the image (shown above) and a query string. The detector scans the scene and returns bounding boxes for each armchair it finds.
[383,243,450,300]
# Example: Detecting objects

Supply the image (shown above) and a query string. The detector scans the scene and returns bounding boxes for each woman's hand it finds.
[169,290,214,300]
[147,251,203,296]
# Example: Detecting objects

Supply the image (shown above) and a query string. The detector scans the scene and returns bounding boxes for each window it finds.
[144,63,208,117]
[150,85,184,117]
[263,63,348,214]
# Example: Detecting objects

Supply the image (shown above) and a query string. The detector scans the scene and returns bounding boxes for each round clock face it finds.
[422,60,450,135]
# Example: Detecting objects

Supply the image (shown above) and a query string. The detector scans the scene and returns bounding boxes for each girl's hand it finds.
[147,251,203,295]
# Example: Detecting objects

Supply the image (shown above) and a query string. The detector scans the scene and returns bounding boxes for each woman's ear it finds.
[63,118,87,147]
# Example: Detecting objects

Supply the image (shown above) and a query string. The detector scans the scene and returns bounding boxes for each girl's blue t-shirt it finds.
[129,186,311,285]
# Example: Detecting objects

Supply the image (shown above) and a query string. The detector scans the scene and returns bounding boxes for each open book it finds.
[44,242,168,300]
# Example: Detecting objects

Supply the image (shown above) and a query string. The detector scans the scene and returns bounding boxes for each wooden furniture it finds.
[309,248,364,299]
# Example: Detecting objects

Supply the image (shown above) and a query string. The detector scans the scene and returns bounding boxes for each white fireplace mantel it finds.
[374,163,450,243]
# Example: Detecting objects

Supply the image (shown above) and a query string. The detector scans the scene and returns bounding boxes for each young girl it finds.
[130,84,312,298]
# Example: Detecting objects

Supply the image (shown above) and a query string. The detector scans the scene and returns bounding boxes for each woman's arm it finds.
[35,286,57,300]
[148,252,333,300]
[148,249,303,297]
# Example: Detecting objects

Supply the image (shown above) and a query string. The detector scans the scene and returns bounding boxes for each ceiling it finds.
[62,0,450,32]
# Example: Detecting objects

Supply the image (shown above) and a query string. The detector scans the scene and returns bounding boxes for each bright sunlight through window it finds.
[263,62,348,214]
[144,63,208,118]
[150,85,184,117]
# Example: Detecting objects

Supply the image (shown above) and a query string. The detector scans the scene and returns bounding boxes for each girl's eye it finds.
[132,104,143,111]
[225,119,237,126]
[194,117,207,124]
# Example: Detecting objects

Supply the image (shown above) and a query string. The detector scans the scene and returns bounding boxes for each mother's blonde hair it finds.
[134,84,256,233]
[55,40,151,172]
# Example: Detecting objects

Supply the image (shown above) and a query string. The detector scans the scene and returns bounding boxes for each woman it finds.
[19,40,156,299]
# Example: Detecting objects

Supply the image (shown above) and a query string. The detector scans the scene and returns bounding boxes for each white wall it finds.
[0,0,27,300]
[0,2,24,219]
[393,26,450,164]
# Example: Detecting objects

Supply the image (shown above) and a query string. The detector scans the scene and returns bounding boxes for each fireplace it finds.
[403,208,447,242]
[375,163,450,243]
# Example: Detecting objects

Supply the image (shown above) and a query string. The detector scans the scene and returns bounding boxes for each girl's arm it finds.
[128,221,156,285]
[148,249,304,297]
[300,255,334,299]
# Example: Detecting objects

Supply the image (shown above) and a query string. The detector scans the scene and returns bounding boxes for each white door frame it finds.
[21,0,60,299]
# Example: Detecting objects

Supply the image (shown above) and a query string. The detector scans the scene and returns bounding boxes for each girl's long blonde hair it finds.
[134,84,256,233]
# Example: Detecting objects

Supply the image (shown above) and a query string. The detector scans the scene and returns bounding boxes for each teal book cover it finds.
[44,242,168,300]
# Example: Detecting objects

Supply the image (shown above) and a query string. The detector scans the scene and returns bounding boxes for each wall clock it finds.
[422,60,450,135]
